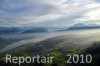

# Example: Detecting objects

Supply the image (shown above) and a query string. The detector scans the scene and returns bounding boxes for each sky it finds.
[0,0,100,27]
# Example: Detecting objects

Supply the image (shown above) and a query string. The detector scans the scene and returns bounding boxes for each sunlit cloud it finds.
[0,0,100,27]
[74,4,100,23]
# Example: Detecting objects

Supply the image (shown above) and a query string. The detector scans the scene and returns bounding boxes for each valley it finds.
[0,29,100,66]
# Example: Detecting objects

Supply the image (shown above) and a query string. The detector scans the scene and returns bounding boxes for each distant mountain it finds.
[72,23,87,27]
[0,23,100,34]
[88,24,98,26]
[23,27,48,33]
[0,27,21,34]
[0,27,49,34]
[67,23,100,30]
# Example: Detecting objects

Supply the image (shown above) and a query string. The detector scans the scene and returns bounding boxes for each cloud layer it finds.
[0,0,100,27]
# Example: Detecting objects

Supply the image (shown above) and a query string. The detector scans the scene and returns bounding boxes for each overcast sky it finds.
[0,0,100,27]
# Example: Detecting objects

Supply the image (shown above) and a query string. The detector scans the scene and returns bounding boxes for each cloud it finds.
[0,0,100,27]
[74,3,100,23]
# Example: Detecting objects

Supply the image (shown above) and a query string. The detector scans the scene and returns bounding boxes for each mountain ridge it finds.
[67,23,100,30]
